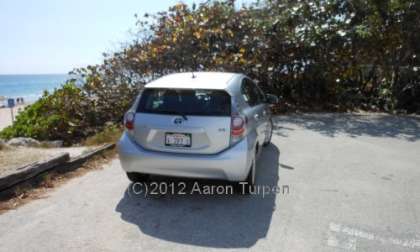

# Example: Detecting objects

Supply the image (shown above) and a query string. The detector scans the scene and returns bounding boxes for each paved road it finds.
[1,113,419,252]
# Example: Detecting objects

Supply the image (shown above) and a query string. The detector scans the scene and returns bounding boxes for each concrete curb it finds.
[0,143,115,193]
[56,143,115,173]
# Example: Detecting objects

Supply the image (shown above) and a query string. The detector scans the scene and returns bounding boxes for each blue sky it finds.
[0,0,250,75]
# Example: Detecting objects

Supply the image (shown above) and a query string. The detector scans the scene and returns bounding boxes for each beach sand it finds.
[0,104,28,131]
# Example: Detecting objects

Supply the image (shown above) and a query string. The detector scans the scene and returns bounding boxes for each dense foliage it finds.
[0,81,133,143]
[1,0,419,142]
[91,0,419,112]
[1,82,90,142]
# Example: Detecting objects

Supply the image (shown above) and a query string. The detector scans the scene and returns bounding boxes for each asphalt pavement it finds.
[0,113,419,252]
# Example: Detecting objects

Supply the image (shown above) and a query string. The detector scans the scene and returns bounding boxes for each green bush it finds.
[1,81,95,144]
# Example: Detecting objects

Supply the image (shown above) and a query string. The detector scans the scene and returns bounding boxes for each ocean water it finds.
[0,74,68,105]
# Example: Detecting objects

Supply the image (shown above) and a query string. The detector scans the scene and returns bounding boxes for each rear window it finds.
[137,88,231,116]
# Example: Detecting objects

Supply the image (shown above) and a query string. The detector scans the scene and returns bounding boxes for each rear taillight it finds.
[230,114,247,145]
[231,116,245,136]
[124,112,135,130]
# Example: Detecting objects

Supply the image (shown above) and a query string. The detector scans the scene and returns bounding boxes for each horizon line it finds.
[0,73,69,76]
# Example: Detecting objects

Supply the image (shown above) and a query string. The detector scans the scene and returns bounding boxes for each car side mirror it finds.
[266,94,279,104]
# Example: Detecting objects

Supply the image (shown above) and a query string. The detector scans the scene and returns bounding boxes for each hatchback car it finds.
[117,72,278,189]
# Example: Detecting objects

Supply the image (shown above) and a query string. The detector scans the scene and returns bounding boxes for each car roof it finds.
[145,72,242,90]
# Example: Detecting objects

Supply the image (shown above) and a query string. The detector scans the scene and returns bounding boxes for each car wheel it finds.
[263,119,273,147]
[126,172,150,183]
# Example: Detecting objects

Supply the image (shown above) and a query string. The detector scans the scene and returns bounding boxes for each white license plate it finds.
[165,133,191,147]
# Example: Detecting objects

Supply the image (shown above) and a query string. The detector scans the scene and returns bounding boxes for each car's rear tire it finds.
[126,172,150,183]
[263,119,273,147]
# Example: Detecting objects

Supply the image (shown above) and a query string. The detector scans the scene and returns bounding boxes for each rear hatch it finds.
[132,88,232,154]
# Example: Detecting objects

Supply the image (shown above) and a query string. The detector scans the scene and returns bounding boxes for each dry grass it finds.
[83,125,123,146]
[0,148,116,214]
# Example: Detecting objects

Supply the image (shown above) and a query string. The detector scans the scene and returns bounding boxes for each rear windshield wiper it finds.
[176,111,188,121]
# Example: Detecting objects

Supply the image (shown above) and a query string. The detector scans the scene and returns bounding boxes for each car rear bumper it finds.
[117,132,253,182]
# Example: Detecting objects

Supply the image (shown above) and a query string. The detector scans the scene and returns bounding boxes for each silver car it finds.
[117,72,277,189]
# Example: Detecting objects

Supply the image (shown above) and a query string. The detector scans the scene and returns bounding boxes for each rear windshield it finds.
[137,88,231,116]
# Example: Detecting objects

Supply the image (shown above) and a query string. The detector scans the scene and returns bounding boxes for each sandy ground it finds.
[0,113,419,251]
[0,146,92,177]
[0,104,28,130]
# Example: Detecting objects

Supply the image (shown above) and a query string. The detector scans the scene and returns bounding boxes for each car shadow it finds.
[115,144,280,248]
[272,113,420,141]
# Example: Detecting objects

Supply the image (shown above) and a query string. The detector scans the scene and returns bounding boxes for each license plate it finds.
[165,133,191,147]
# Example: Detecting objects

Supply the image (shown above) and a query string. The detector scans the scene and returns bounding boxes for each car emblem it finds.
[173,117,183,124]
